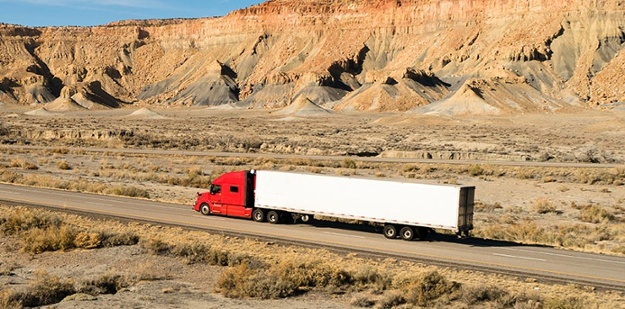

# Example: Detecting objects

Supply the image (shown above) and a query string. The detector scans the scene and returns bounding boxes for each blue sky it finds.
[0,0,265,27]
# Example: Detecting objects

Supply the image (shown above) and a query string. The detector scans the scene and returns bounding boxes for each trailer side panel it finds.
[254,171,474,231]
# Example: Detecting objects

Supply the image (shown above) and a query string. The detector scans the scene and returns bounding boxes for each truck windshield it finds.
[210,184,221,194]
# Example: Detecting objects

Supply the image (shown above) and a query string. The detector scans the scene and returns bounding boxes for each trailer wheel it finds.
[200,203,210,216]
[267,211,280,224]
[400,226,414,241]
[383,225,397,239]
[252,209,265,222]
[300,214,313,224]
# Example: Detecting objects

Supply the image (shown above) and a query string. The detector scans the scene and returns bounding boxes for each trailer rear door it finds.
[457,186,475,233]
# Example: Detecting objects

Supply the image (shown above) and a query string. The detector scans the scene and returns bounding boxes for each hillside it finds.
[1,0,625,114]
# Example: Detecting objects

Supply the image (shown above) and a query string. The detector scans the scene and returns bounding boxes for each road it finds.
[1,183,624,291]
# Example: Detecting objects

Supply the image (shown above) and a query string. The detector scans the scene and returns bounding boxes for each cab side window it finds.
[230,186,239,193]
[210,184,221,194]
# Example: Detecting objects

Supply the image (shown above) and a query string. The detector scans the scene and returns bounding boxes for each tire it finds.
[267,211,280,224]
[252,209,265,222]
[400,226,414,241]
[200,203,210,216]
[300,214,313,223]
[383,225,397,239]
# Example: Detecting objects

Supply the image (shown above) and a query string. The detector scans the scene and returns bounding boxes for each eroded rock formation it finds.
[1,0,625,114]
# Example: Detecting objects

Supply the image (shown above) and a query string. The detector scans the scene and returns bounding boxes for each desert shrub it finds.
[400,271,459,306]
[216,263,297,299]
[9,158,38,170]
[56,160,72,170]
[0,169,22,183]
[0,208,63,235]
[352,267,390,292]
[172,241,211,264]
[78,274,131,295]
[574,168,625,185]
[162,166,212,188]
[474,202,503,212]
[496,292,543,308]
[141,238,252,266]
[515,169,535,180]
[52,147,70,154]
[351,295,376,307]
[1,271,75,307]
[107,185,150,198]
[21,225,78,253]
[467,165,485,176]
[274,259,353,289]
[101,230,139,247]
[612,246,625,255]
[532,198,557,214]
[543,296,588,309]
[1,207,138,252]
[542,175,557,183]
[141,238,173,255]
[401,164,420,173]
[578,205,615,223]
[73,231,103,249]
[342,158,357,169]
[377,291,406,308]
[475,221,614,249]
[217,257,369,299]
[462,285,509,305]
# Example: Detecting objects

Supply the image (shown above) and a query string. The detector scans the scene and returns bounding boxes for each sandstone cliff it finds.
[1,0,625,114]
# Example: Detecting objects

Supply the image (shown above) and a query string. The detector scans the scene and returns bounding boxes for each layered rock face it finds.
[1,0,625,114]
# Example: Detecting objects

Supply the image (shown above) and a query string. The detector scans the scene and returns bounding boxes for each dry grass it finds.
[0,207,138,254]
[8,158,38,170]
[2,149,625,255]
[1,271,75,307]
[532,198,557,214]
[0,205,620,307]
[55,160,71,170]
[576,204,617,223]
[474,221,623,252]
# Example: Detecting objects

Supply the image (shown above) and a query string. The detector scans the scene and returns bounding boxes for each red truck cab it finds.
[193,170,255,219]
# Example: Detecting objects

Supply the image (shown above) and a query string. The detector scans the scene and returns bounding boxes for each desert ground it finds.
[1,105,624,308]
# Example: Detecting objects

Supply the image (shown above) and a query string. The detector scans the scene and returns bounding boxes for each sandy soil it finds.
[0,105,624,307]
[0,235,353,308]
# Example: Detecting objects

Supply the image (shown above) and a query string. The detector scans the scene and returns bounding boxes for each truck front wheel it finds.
[383,225,397,239]
[400,226,414,241]
[267,211,280,224]
[200,203,210,216]
[252,209,265,222]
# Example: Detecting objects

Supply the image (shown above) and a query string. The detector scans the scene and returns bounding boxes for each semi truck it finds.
[193,170,475,240]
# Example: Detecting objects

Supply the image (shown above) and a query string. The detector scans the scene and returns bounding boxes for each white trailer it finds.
[254,170,475,240]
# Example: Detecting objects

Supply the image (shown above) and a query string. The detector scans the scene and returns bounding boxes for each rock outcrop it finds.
[2,0,625,114]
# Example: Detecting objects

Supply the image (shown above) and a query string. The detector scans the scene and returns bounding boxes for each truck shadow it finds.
[427,233,554,249]
[307,219,553,249]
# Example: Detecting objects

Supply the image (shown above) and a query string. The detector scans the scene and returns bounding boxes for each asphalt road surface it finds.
[1,183,624,291]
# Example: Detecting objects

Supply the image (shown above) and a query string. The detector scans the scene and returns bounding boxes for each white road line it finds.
[493,253,546,262]
[324,232,366,239]
[0,190,20,195]
[501,247,625,265]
